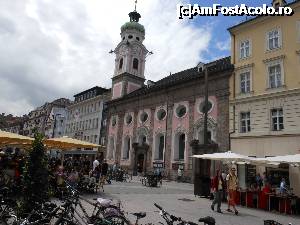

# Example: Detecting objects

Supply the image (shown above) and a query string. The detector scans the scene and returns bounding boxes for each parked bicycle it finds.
[154,203,215,225]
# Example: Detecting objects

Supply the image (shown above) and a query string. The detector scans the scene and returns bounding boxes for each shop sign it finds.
[153,162,163,168]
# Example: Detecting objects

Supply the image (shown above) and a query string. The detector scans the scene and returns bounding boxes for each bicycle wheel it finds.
[0,205,16,225]
[104,215,130,225]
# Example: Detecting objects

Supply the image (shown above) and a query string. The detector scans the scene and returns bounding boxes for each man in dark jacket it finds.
[102,160,108,176]
[211,170,224,213]
[101,160,110,184]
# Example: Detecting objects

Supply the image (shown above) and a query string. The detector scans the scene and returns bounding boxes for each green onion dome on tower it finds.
[121,22,145,34]
[121,10,145,35]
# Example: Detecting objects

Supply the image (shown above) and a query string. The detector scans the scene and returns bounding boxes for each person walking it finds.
[67,169,79,189]
[177,167,183,182]
[226,167,239,215]
[279,178,287,194]
[93,157,100,171]
[255,173,263,190]
[101,159,109,184]
[211,170,224,213]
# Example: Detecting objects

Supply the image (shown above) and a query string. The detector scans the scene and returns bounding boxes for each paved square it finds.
[84,177,300,225]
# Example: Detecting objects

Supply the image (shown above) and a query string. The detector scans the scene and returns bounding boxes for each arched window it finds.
[126,138,130,159]
[174,133,185,161]
[122,136,131,160]
[155,134,164,160]
[108,137,115,159]
[178,134,185,160]
[133,58,139,70]
[119,58,123,70]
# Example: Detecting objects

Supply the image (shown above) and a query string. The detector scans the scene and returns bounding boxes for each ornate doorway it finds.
[137,154,144,173]
[132,142,149,175]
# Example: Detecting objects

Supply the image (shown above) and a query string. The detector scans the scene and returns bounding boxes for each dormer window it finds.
[119,58,123,70]
[133,58,139,70]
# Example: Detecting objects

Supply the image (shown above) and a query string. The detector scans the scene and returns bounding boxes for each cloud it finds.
[216,39,231,51]
[0,0,213,116]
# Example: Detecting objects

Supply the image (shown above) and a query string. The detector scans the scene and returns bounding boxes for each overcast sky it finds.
[0,0,278,116]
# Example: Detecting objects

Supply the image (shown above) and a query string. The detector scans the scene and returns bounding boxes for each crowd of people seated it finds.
[48,156,110,195]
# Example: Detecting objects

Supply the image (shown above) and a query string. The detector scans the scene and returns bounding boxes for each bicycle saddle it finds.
[97,198,112,207]
[0,187,9,192]
[198,216,215,225]
[132,212,146,219]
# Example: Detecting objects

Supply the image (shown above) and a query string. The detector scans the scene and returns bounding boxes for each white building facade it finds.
[64,87,110,149]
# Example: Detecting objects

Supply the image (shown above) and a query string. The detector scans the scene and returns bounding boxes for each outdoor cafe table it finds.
[267,193,294,214]
[236,190,259,208]
[236,190,295,214]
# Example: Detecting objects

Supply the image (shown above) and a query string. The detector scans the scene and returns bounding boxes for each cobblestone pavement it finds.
[83,177,300,225]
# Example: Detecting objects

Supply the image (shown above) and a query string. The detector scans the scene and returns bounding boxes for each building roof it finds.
[228,0,299,32]
[74,86,110,97]
[109,56,233,103]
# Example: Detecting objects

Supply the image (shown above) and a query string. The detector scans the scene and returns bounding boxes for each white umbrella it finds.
[263,154,300,165]
[192,151,251,163]
[246,157,280,168]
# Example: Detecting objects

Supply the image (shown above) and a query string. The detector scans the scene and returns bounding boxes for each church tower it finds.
[111,5,149,99]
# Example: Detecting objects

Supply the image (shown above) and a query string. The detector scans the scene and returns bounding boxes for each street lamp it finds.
[197,61,216,147]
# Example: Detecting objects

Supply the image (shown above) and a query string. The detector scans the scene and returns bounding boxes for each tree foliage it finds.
[22,132,49,211]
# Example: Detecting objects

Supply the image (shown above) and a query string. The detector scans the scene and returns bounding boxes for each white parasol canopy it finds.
[0,130,33,147]
[263,154,300,164]
[192,151,251,163]
[44,136,102,150]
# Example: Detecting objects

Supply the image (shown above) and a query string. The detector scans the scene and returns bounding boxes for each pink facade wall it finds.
[108,116,118,137]
[122,112,134,137]
[171,101,190,168]
[120,112,134,166]
[137,109,151,129]
[194,96,218,122]
[153,106,167,134]
[172,101,190,133]
[112,82,123,99]
[127,82,141,94]
[107,115,119,164]
[108,96,219,168]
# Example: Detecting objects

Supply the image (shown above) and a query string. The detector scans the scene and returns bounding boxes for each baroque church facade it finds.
[106,8,234,180]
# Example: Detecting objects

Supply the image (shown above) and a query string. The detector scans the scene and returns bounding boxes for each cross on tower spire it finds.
[129,0,141,22]
[134,0,137,11]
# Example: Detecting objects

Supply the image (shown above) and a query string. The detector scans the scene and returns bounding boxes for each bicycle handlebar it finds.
[188,222,198,225]
[154,203,163,211]
[154,203,199,225]
[154,203,180,222]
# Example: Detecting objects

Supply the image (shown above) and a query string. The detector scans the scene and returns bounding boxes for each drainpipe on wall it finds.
[229,33,236,151]
[163,90,169,172]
